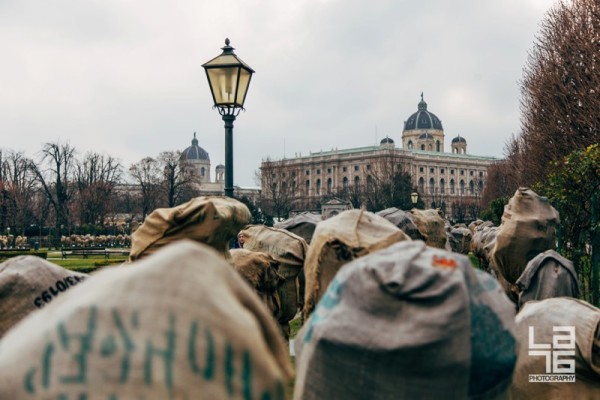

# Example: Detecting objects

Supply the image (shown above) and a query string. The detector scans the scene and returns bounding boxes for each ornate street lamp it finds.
[203,38,255,197]
[411,192,419,206]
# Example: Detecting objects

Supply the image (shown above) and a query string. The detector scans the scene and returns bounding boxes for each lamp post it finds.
[411,192,419,207]
[203,38,255,198]
[6,227,10,249]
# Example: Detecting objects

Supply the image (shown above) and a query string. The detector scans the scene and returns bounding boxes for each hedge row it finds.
[0,251,48,260]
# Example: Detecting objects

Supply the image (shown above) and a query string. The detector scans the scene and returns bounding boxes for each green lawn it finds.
[49,255,128,273]
[286,315,303,399]
[469,252,481,269]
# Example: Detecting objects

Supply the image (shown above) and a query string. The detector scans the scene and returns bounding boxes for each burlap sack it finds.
[295,240,517,400]
[0,240,291,400]
[471,223,500,273]
[469,219,486,234]
[516,250,579,310]
[491,187,560,285]
[239,225,308,338]
[0,256,88,338]
[411,208,448,249]
[274,212,322,244]
[229,248,285,321]
[509,298,600,399]
[303,209,409,318]
[474,220,495,232]
[449,226,473,255]
[376,207,428,241]
[129,196,251,261]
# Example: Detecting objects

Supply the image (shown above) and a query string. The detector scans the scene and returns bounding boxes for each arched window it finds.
[327,178,332,194]
[354,176,360,189]
[407,140,413,150]
[440,178,445,194]
[478,180,484,193]
[418,177,425,193]
[201,167,205,177]
[316,179,321,195]
[282,181,288,193]
[450,179,455,194]
[459,180,465,195]
[429,178,435,194]
[306,180,310,195]
[343,176,348,191]
[272,182,277,194]
[421,144,425,150]
[469,180,475,195]
[436,140,441,152]
[366,175,373,190]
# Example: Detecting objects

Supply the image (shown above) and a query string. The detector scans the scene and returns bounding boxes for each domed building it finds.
[179,133,253,196]
[181,132,211,184]
[215,164,225,184]
[451,135,467,154]
[260,94,497,222]
[380,136,395,147]
[402,94,445,152]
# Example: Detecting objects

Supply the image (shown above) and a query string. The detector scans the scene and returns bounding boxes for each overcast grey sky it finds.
[0,0,554,187]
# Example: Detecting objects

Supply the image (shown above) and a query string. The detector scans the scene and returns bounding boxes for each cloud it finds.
[0,0,554,186]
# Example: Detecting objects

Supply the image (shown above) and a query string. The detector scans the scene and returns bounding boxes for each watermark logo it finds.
[528,326,576,383]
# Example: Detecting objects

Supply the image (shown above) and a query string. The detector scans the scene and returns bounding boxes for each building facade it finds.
[260,95,498,220]
[181,132,225,193]
[180,132,260,198]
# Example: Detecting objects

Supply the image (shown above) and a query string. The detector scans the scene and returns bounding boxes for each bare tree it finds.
[481,159,518,210]
[30,188,51,244]
[129,157,162,220]
[515,0,600,186]
[361,151,415,212]
[0,150,38,236]
[0,150,9,233]
[258,158,299,220]
[335,183,363,209]
[450,198,468,224]
[112,184,139,217]
[30,142,77,236]
[157,151,199,207]
[74,152,123,226]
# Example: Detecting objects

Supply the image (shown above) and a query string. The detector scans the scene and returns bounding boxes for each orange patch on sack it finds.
[432,255,458,269]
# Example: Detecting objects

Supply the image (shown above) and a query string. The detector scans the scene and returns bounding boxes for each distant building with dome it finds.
[180,132,258,197]
[181,132,214,184]
[260,94,498,221]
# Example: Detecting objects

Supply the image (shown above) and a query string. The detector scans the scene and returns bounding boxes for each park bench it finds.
[61,247,109,259]
[106,248,131,257]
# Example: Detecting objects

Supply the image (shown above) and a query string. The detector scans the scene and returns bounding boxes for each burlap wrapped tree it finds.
[0,256,88,338]
[0,241,291,399]
[295,241,517,400]
[229,248,285,323]
[239,225,308,339]
[491,187,560,299]
[410,208,448,249]
[303,209,409,318]
[129,196,251,261]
